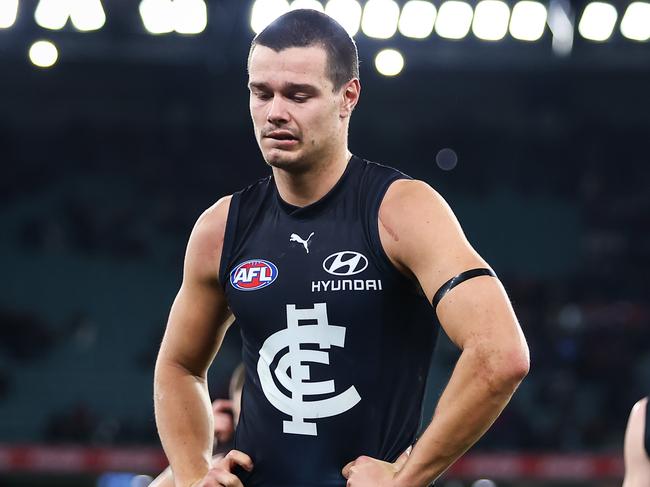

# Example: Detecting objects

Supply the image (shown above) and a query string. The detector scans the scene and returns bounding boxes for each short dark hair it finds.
[248,9,360,91]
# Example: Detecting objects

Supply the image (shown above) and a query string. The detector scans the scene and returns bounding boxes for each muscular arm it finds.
[379,180,530,487]
[623,397,650,487]
[154,196,233,487]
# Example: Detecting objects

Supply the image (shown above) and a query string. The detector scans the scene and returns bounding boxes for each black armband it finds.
[432,268,497,309]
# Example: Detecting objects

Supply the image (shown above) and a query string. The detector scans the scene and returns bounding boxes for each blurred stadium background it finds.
[1,0,649,486]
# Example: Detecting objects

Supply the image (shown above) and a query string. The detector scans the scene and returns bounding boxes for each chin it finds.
[264,150,308,173]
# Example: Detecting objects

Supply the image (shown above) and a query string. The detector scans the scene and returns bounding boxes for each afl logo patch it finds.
[231,259,278,291]
[323,251,368,276]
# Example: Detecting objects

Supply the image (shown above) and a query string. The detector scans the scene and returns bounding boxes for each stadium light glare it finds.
[325,0,362,36]
[435,1,473,39]
[70,0,106,32]
[174,0,207,34]
[29,40,58,68]
[139,0,174,34]
[578,2,617,41]
[509,1,547,41]
[375,49,404,76]
[251,0,290,33]
[290,0,324,12]
[362,0,400,39]
[35,0,71,30]
[621,2,650,41]
[548,0,573,55]
[0,0,19,29]
[398,1,436,39]
[472,0,510,41]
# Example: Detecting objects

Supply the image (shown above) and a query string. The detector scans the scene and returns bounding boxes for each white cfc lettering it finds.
[257,303,361,436]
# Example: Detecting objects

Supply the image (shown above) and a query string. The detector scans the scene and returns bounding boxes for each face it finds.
[248,45,358,173]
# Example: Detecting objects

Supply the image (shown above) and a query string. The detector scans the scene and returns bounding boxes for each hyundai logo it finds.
[322,251,368,276]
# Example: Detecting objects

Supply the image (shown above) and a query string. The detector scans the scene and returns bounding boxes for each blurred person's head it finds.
[229,363,245,426]
[247,9,361,173]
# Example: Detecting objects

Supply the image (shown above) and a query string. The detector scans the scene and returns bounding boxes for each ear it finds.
[339,78,361,119]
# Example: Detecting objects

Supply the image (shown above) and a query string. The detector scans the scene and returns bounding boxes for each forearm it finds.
[154,360,214,487]
[394,346,528,487]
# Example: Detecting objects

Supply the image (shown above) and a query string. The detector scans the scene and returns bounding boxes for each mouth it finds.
[265,131,299,140]
[264,131,300,148]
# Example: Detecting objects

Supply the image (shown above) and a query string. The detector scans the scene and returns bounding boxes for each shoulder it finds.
[353,157,415,219]
[193,195,233,248]
[356,156,411,184]
[184,195,233,283]
[624,397,650,483]
[378,178,481,279]
[381,178,448,212]
[633,396,648,416]
[186,177,271,280]
[234,175,273,204]
[626,397,648,435]
[379,179,459,243]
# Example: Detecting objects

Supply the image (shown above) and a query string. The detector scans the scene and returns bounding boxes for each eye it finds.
[291,94,310,103]
[253,91,272,101]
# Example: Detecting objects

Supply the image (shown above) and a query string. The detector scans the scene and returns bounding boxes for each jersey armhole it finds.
[218,193,241,289]
[367,175,412,283]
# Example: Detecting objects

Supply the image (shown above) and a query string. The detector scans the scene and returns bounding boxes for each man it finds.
[154,9,529,487]
[623,396,650,486]
[150,364,245,487]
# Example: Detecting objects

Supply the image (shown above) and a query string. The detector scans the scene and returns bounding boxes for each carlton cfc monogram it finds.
[257,302,362,436]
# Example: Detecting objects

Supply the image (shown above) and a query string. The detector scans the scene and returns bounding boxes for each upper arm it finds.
[156,195,234,378]
[379,179,528,371]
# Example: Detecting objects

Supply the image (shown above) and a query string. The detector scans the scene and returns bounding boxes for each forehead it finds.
[248,45,331,89]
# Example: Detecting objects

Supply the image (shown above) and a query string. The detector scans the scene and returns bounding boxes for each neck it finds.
[273,147,352,207]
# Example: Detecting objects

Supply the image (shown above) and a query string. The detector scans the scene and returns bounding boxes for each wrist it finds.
[393,467,429,487]
[181,470,209,487]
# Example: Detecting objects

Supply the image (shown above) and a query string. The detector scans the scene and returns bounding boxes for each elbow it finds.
[473,342,529,395]
[510,352,530,385]
[496,344,530,390]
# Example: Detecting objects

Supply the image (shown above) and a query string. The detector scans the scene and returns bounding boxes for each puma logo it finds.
[290,232,315,254]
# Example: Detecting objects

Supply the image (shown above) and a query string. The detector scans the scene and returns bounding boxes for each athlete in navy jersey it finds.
[221,156,436,487]
[154,9,529,487]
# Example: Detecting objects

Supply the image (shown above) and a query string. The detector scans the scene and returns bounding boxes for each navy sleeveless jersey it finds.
[219,155,438,487]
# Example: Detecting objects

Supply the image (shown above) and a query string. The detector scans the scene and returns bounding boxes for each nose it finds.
[267,96,290,125]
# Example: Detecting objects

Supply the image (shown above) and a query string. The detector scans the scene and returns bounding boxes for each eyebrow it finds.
[248,82,319,93]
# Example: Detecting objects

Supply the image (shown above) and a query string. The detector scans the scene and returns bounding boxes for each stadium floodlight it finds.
[362,0,400,39]
[509,1,547,41]
[174,0,207,34]
[35,0,71,30]
[325,0,362,36]
[290,0,325,12]
[29,40,58,68]
[435,1,473,39]
[398,1,436,39]
[472,0,510,41]
[375,48,404,76]
[0,0,19,29]
[621,2,650,41]
[139,0,174,34]
[251,0,290,33]
[578,2,617,41]
[70,0,106,32]
[548,0,573,55]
